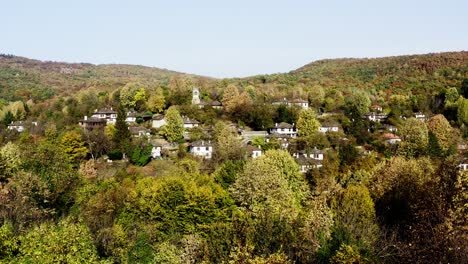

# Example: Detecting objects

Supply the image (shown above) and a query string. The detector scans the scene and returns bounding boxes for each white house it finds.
[265,133,292,149]
[458,159,468,170]
[270,122,297,138]
[125,110,138,123]
[383,133,401,144]
[247,145,262,158]
[151,146,162,159]
[129,126,151,138]
[152,114,166,128]
[296,155,323,173]
[414,112,426,120]
[293,147,324,161]
[91,108,117,124]
[289,99,309,109]
[319,123,339,133]
[190,140,213,159]
[370,105,383,112]
[8,121,38,133]
[183,116,200,129]
[363,112,387,123]
[272,98,309,109]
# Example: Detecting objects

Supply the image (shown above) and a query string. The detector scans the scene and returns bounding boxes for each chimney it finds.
[84,116,88,120]
[275,123,278,127]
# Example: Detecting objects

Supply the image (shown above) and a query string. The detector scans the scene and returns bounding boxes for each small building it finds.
[458,159,468,171]
[270,122,297,138]
[91,108,117,124]
[370,105,383,112]
[381,124,398,133]
[79,116,106,130]
[289,99,309,109]
[296,155,323,173]
[247,145,262,158]
[189,140,213,159]
[363,112,388,123]
[319,122,339,133]
[272,98,309,109]
[183,116,200,128]
[383,133,401,144]
[198,100,223,109]
[125,110,138,123]
[414,112,426,120]
[272,98,289,106]
[265,133,292,149]
[151,146,162,159]
[7,121,38,132]
[152,114,166,128]
[292,147,325,160]
[129,126,151,138]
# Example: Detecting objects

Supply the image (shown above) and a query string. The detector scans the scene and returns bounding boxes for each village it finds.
[8,87,466,174]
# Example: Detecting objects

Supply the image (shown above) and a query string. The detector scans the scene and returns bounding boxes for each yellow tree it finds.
[297,109,320,138]
[60,131,88,163]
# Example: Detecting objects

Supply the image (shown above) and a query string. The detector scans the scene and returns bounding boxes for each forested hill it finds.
[0,54,211,102]
[234,51,467,98]
[292,51,468,93]
[0,51,467,103]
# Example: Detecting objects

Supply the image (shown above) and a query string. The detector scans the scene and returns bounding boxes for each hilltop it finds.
[0,54,212,102]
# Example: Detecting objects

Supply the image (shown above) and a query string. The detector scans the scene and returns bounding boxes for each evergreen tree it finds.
[113,104,131,153]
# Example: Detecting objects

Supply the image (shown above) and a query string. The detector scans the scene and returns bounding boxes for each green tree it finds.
[332,185,379,247]
[0,142,21,181]
[457,97,468,126]
[297,108,320,137]
[230,150,309,215]
[120,82,146,109]
[212,121,245,162]
[113,104,131,152]
[18,219,103,263]
[345,89,371,119]
[397,118,428,157]
[427,114,457,155]
[161,106,184,142]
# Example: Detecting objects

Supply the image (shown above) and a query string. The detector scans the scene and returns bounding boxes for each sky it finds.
[2,0,467,78]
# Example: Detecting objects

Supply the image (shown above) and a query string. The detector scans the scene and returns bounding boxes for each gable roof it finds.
[191,140,213,147]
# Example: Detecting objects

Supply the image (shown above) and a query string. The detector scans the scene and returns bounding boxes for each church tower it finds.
[192,87,201,105]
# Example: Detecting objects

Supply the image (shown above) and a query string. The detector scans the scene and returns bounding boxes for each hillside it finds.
[234,51,468,99]
[0,51,467,105]
[0,54,212,102]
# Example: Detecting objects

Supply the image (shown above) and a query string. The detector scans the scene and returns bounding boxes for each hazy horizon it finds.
[2,0,467,78]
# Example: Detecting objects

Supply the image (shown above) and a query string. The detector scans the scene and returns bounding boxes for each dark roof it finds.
[94,108,117,114]
[9,121,25,126]
[274,122,294,129]
[191,140,212,147]
[80,117,106,123]
[183,116,200,124]
[246,145,261,152]
[129,126,150,134]
[152,114,165,120]
[267,133,292,139]
[296,155,322,166]
[290,98,308,103]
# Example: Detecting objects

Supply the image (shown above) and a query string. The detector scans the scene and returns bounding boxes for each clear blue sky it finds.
[2,0,467,78]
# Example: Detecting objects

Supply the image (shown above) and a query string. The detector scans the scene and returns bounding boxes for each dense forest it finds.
[0,51,467,263]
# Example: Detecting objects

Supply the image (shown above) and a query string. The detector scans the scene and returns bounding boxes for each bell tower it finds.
[192,87,200,105]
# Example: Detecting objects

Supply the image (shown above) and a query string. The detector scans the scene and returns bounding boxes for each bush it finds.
[108,149,123,160]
